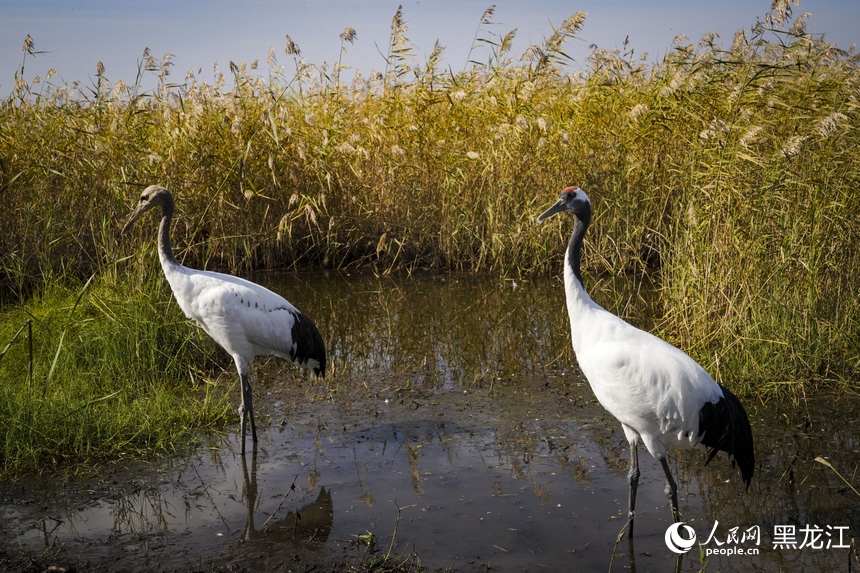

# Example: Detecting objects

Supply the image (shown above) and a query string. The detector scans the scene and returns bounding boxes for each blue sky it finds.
[2,0,858,95]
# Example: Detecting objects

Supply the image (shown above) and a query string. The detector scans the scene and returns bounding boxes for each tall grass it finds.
[0,0,858,454]
[0,272,231,473]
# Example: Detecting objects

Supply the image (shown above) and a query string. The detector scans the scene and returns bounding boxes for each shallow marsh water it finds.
[2,272,859,572]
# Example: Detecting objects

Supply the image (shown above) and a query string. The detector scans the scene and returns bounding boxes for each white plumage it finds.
[124,185,326,455]
[163,267,322,374]
[538,186,753,537]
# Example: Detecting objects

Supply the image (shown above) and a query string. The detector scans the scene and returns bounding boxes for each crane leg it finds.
[627,441,640,538]
[239,373,258,455]
[659,457,680,523]
[247,378,257,445]
[238,399,247,456]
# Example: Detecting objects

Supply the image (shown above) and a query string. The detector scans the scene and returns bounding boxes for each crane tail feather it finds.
[289,311,327,377]
[698,383,755,490]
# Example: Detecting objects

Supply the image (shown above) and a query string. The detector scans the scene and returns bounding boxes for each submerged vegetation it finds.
[1,2,859,470]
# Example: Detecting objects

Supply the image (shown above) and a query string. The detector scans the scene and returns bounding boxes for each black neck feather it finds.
[566,212,590,288]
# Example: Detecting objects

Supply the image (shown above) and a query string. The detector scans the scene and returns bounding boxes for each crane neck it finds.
[563,213,598,351]
[565,215,588,289]
[157,196,180,269]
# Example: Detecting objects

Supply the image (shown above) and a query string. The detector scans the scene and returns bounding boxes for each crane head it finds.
[536,186,591,224]
[122,185,174,233]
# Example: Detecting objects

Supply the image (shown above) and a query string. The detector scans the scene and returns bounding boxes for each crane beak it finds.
[536,199,566,223]
[122,202,149,234]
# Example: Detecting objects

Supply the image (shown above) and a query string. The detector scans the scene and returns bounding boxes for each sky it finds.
[2,0,858,96]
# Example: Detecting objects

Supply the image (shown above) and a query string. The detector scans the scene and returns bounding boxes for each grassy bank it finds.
[1,3,859,469]
[0,273,231,473]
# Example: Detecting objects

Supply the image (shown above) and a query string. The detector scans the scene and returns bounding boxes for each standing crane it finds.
[537,186,754,537]
[123,185,326,455]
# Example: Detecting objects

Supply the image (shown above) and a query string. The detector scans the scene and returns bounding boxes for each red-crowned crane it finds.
[537,186,754,537]
[123,185,326,455]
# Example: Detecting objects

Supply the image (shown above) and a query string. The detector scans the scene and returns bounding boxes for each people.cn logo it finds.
[665,522,697,553]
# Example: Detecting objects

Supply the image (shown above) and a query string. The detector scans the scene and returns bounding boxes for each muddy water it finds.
[2,272,859,572]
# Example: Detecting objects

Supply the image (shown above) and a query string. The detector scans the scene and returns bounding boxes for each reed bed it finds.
[1,2,859,469]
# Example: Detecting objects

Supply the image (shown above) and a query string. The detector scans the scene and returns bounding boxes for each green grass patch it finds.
[0,275,232,474]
